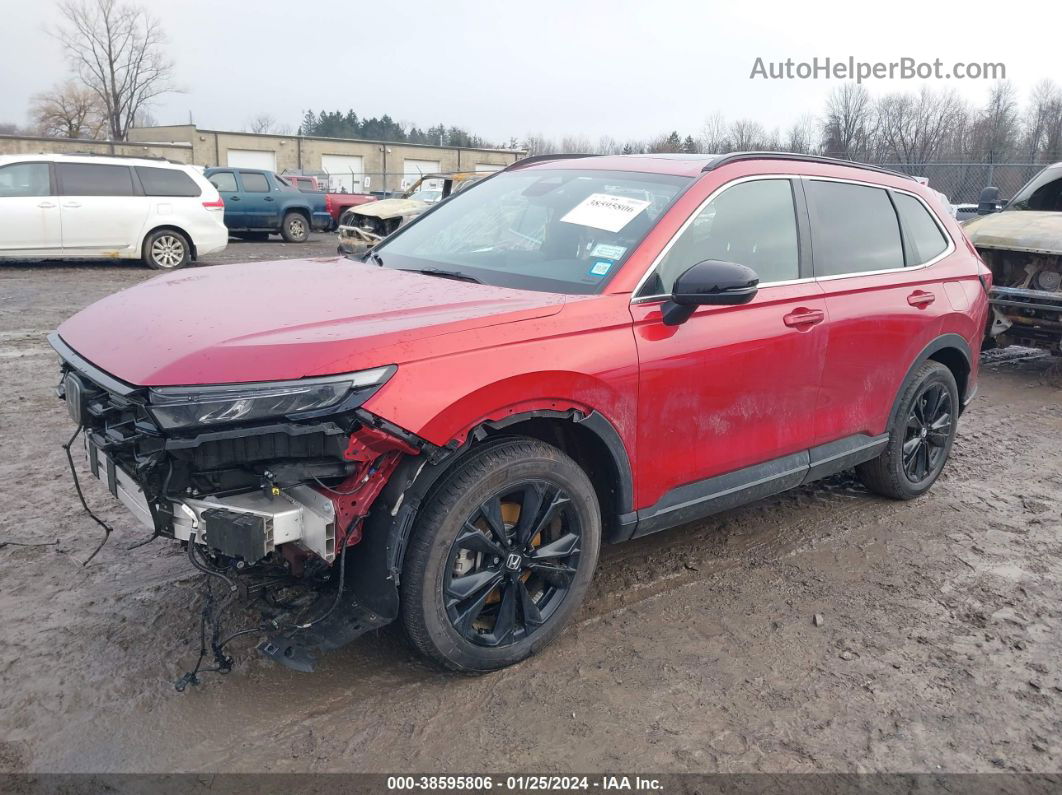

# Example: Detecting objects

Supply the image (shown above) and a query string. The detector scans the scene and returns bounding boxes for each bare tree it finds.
[1023,79,1062,162]
[596,134,620,155]
[728,119,775,150]
[0,123,22,135]
[559,134,593,153]
[876,87,963,166]
[30,81,105,139]
[821,83,874,160]
[700,112,729,153]
[970,81,1020,164]
[54,0,175,140]
[522,134,558,156]
[784,114,818,154]
[245,113,291,135]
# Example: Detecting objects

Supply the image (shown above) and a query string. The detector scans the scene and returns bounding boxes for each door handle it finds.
[783,308,825,328]
[907,290,936,308]
[228,196,240,201]
[37,201,57,209]
[62,201,81,208]
[264,196,275,202]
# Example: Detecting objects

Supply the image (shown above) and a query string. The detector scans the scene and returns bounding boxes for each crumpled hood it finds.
[57,258,564,386]
[349,198,429,220]
[964,211,1062,254]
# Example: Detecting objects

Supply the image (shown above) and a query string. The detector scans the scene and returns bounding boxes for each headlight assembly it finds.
[148,366,396,430]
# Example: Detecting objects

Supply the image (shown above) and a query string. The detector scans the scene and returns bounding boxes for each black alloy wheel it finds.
[857,360,960,500]
[400,437,601,672]
[901,382,953,483]
[443,481,582,648]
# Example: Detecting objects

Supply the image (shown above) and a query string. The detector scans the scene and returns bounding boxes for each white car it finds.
[0,153,228,269]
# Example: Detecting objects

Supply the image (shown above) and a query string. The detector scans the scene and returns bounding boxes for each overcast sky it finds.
[0,0,1057,143]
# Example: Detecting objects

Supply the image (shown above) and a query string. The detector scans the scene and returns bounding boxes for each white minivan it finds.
[0,153,228,269]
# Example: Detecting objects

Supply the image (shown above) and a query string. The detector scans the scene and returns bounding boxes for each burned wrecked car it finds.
[336,171,484,255]
[965,162,1062,353]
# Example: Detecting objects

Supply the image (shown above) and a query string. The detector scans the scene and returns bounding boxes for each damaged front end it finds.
[966,164,1062,353]
[49,332,429,678]
[979,247,1062,353]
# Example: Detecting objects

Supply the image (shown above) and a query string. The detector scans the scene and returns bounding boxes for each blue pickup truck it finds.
[204,167,332,242]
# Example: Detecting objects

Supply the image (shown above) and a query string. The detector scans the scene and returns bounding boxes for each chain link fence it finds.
[278,162,1052,204]
[281,167,504,197]
[874,162,1048,204]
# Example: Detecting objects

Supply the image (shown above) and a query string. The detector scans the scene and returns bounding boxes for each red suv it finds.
[51,153,990,676]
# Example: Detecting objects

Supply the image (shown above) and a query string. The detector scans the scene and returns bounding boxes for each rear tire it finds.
[281,212,309,243]
[400,438,601,673]
[857,361,959,500]
[143,229,190,270]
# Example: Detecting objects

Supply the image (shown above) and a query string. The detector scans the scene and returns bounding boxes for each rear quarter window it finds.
[208,172,238,192]
[57,163,134,197]
[136,166,202,197]
[807,180,904,276]
[240,172,270,192]
[894,193,948,265]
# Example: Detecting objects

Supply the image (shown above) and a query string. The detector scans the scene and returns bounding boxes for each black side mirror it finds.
[977,186,1001,215]
[661,260,759,326]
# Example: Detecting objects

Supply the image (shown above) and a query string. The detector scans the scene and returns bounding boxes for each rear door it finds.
[630,176,828,518]
[236,170,277,229]
[806,178,952,445]
[0,161,61,256]
[207,170,242,229]
[56,162,149,254]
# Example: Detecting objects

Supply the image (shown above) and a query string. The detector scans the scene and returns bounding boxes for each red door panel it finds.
[630,281,827,511]
[813,269,947,445]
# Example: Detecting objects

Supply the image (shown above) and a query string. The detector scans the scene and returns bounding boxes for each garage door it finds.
[321,155,365,193]
[475,163,504,173]
[226,149,277,171]
[403,159,441,190]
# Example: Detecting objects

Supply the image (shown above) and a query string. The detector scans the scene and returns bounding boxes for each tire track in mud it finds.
[3,259,1062,773]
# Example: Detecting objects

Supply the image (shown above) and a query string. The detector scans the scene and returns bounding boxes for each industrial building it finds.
[0,125,524,194]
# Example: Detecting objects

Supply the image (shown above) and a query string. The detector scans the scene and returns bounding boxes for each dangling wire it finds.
[175,541,239,691]
[61,425,115,566]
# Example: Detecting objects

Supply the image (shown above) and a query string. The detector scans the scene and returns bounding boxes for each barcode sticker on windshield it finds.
[561,193,652,233]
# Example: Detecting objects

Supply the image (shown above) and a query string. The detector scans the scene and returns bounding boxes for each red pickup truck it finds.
[280,174,377,229]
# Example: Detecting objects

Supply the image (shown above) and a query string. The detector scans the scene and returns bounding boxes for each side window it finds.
[209,171,238,192]
[56,163,134,197]
[135,166,201,197]
[642,179,799,296]
[894,192,948,265]
[806,180,904,276]
[240,172,270,193]
[0,163,51,197]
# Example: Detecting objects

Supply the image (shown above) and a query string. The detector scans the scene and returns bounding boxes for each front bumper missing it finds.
[85,436,337,563]
[336,224,381,257]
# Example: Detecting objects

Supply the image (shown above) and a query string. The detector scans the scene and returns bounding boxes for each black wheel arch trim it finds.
[887,334,973,429]
[342,408,634,627]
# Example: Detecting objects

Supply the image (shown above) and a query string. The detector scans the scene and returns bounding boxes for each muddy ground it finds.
[0,238,1060,774]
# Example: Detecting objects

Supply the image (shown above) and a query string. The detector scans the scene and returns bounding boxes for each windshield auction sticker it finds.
[561,193,652,233]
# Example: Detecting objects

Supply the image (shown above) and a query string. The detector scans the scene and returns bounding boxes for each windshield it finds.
[1008,165,1062,211]
[373,168,690,294]
[409,188,443,203]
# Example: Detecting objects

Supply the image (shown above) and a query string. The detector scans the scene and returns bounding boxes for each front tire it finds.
[400,438,601,672]
[143,229,190,270]
[281,212,309,243]
[857,361,959,500]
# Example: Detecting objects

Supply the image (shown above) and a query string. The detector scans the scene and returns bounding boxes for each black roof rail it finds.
[63,151,172,163]
[504,153,595,171]
[703,152,915,181]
